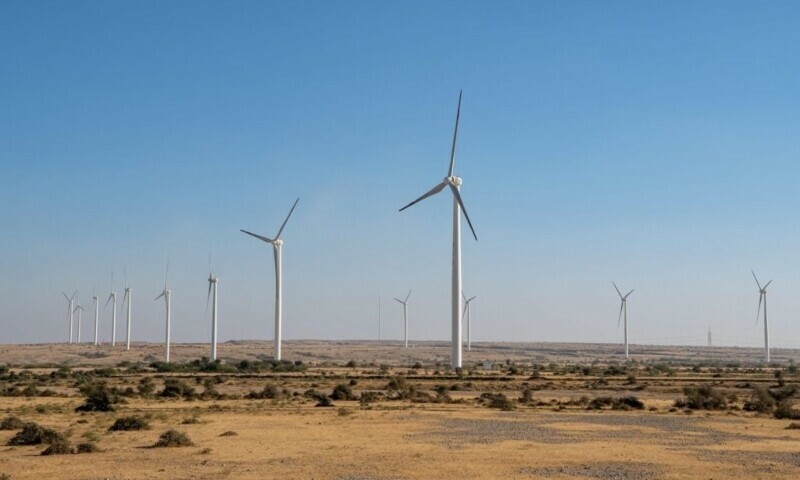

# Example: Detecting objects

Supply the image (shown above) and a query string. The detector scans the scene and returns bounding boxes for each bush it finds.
[330,384,357,401]
[785,422,800,430]
[315,396,333,407]
[589,396,644,410]
[677,386,728,410]
[152,430,193,447]
[743,386,776,413]
[74,442,99,454]
[481,393,516,411]
[41,437,72,455]
[181,416,201,425]
[219,431,238,437]
[0,416,25,430]
[138,377,156,396]
[774,401,800,420]
[245,384,288,400]
[109,416,150,431]
[7,423,64,446]
[359,391,383,405]
[160,379,196,399]
[75,382,119,412]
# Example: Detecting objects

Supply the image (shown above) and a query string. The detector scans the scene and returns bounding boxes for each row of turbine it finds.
[62,272,132,349]
[611,270,774,363]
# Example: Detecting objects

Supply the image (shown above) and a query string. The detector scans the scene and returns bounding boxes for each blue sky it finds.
[2,1,800,350]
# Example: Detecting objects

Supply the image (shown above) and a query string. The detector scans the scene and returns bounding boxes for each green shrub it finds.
[7,423,64,446]
[75,382,119,412]
[152,430,193,447]
[330,384,357,401]
[774,401,800,420]
[41,437,72,455]
[108,416,150,431]
[0,416,25,430]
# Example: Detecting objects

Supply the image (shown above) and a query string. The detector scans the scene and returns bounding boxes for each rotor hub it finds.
[447,176,463,187]
[274,239,284,246]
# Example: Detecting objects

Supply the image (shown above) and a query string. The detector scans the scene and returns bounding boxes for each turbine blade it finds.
[463,302,468,317]
[275,197,300,240]
[399,181,447,212]
[164,259,170,289]
[469,296,477,302]
[208,252,212,277]
[240,229,274,244]
[462,291,467,302]
[405,289,412,302]
[756,292,763,325]
[394,298,404,304]
[448,90,462,177]
[625,289,635,299]
[122,289,129,304]
[206,280,212,314]
[763,280,773,289]
[449,184,477,241]
[105,294,112,307]
[612,282,623,299]
[155,291,165,301]
[618,301,624,327]
[63,292,69,302]
[124,267,128,289]
[751,270,762,290]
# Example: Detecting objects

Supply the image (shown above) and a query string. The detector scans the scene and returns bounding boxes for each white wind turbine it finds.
[241,197,300,362]
[106,272,117,346]
[155,261,172,362]
[92,289,99,345]
[752,270,773,363]
[207,255,219,361]
[393,290,412,348]
[399,91,477,369]
[74,303,84,343]
[123,269,132,350]
[462,293,477,351]
[62,291,77,344]
[613,282,634,359]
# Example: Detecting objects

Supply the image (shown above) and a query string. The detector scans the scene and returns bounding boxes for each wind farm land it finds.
[1,340,800,480]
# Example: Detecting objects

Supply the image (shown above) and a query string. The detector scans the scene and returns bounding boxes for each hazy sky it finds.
[2,1,800,349]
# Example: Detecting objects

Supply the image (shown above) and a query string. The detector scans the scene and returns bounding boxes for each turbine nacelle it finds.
[447,176,462,187]
[273,239,284,247]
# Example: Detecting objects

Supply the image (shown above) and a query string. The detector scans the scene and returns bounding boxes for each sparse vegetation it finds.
[0,416,25,430]
[676,386,728,410]
[109,416,150,431]
[75,382,120,412]
[7,422,64,446]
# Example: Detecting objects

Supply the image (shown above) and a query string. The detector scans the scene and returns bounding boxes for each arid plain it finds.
[1,340,799,479]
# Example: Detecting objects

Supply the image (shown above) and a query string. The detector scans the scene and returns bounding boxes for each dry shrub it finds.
[0,416,25,430]
[74,442,99,454]
[109,416,150,431]
[7,423,64,446]
[219,431,238,437]
[676,386,728,410]
[153,430,194,447]
[40,437,72,456]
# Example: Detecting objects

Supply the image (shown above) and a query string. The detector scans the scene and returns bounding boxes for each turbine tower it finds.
[207,255,219,361]
[155,261,172,362]
[92,289,99,345]
[752,270,773,363]
[393,290,412,348]
[462,293,477,351]
[74,303,84,343]
[123,270,132,350]
[240,197,299,362]
[613,282,634,359]
[399,91,478,369]
[62,291,77,344]
[106,272,117,346]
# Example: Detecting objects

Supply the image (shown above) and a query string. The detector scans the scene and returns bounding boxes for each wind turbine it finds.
[393,290,412,348]
[207,255,219,361]
[752,270,772,363]
[240,197,300,362]
[92,288,99,345]
[613,282,634,359]
[62,291,77,344]
[155,261,172,362]
[123,269,132,350]
[399,90,477,369]
[74,303,84,343]
[106,272,117,346]
[462,293,477,351]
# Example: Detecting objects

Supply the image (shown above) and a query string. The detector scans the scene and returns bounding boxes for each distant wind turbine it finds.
[207,255,219,361]
[613,282,634,359]
[106,271,117,346]
[92,288,99,345]
[74,303,84,343]
[399,91,478,369]
[752,270,773,363]
[63,291,77,344]
[123,269,132,350]
[240,197,299,362]
[462,293,477,351]
[155,261,172,362]
[393,290,412,348]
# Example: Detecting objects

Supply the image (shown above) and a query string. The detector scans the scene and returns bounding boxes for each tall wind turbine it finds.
[106,272,117,346]
[399,91,478,369]
[62,291,77,344]
[155,261,172,362]
[613,282,634,359]
[74,303,84,343]
[752,270,772,363]
[207,255,219,361]
[123,269,132,350]
[92,289,99,345]
[462,293,477,351]
[240,197,299,362]
[393,290,412,348]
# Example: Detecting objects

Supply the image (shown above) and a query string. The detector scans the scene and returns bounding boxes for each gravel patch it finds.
[520,462,661,480]
[692,449,800,468]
